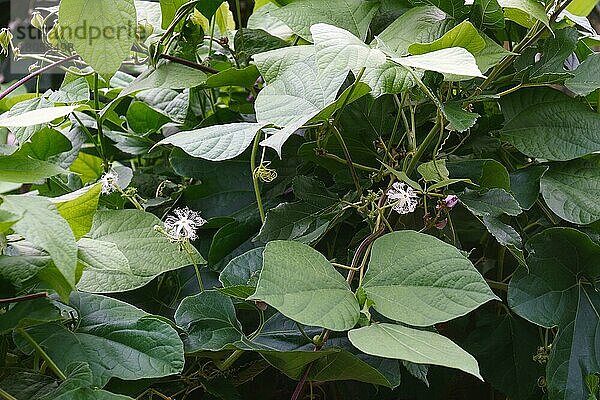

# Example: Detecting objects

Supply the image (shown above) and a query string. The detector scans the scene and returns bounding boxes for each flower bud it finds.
[0,28,13,56]
[31,12,44,31]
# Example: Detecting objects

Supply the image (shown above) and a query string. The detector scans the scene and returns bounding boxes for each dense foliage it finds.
[0,0,600,399]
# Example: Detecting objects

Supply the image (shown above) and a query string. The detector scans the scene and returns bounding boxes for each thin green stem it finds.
[18,328,66,381]
[235,0,245,59]
[184,242,203,292]
[251,131,266,223]
[405,120,442,176]
[218,349,244,371]
[318,151,378,172]
[0,388,17,400]
[93,73,109,172]
[331,125,362,194]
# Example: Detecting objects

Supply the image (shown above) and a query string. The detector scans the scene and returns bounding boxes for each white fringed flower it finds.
[163,207,207,242]
[387,182,419,215]
[99,170,119,195]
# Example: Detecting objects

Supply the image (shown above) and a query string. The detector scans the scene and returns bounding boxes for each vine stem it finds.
[93,73,109,172]
[0,292,48,305]
[0,388,17,400]
[158,54,219,74]
[17,328,67,381]
[405,119,442,175]
[251,131,266,223]
[331,125,362,194]
[0,55,79,101]
[184,242,203,292]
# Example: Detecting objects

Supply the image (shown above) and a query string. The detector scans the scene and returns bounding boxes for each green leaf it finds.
[362,231,498,326]
[159,0,186,29]
[412,0,470,18]
[509,165,548,210]
[311,23,417,97]
[269,0,380,41]
[500,88,600,161]
[58,0,137,78]
[17,128,72,161]
[408,21,486,56]
[0,97,52,144]
[120,61,208,97]
[389,47,485,79]
[348,323,482,380]
[255,53,348,155]
[508,228,600,400]
[470,0,505,30]
[77,209,204,293]
[0,256,51,293]
[51,184,102,239]
[460,188,522,217]
[540,158,600,224]
[526,28,578,83]
[418,159,450,182]
[0,106,78,128]
[476,34,515,73]
[292,176,339,208]
[0,195,77,293]
[205,65,261,88]
[0,156,66,183]
[376,6,452,55]
[447,158,510,190]
[234,28,289,65]
[443,102,480,132]
[70,152,104,184]
[255,201,339,244]
[498,0,549,27]
[175,290,243,352]
[219,247,263,299]
[0,209,20,233]
[565,53,600,96]
[460,188,522,247]
[249,240,360,331]
[125,101,171,134]
[0,298,62,334]
[157,122,264,161]
[48,77,91,103]
[17,292,185,387]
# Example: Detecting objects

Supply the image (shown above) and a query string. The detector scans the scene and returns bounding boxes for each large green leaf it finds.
[348,323,482,379]
[311,23,417,97]
[157,122,264,161]
[565,53,600,96]
[540,158,600,225]
[0,298,62,334]
[269,0,380,41]
[50,184,102,239]
[0,156,67,183]
[249,240,360,331]
[499,88,600,161]
[0,106,78,128]
[508,228,600,400]
[158,0,186,29]
[77,209,205,293]
[219,247,263,299]
[362,231,497,326]
[17,292,185,387]
[408,21,486,55]
[498,0,549,27]
[255,52,348,155]
[120,61,208,97]
[375,6,453,55]
[510,165,548,210]
[0,196,77,293]
[389,47,485,79]
[470,0,505,30]
[175,290,243,352]
[58,0,137,78]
